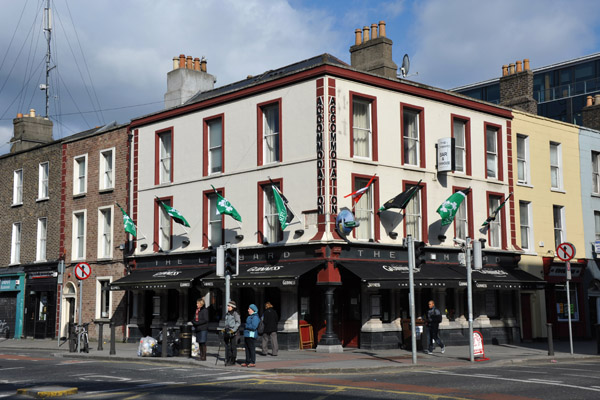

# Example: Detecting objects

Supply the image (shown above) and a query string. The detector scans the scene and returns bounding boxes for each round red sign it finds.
[74,262,92,280]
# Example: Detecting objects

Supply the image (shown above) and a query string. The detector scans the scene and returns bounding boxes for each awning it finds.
[341,262,466,289]
[110,267,213,290]
[341,262,545,290]
[472,268,545,290]
[202,261,323,288]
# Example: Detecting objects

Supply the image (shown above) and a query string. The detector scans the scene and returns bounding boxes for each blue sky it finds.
[1,0,600,155]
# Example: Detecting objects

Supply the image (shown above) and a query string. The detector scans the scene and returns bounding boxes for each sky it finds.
[1,0,600,155]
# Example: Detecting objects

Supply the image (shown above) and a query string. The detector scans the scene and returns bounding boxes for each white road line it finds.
[214,374,261,381]
[424,370,600,392]
[564,373,600,379]
[502,369,547,374]
[471,374,499,378]
[0,367,24,371]
[592,386,600,389]
[527,378,564,384]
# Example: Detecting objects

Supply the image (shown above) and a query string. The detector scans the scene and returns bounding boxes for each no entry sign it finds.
[74,262,92,280]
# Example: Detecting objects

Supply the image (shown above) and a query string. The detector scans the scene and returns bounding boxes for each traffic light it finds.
[225,246,239,276]
[216,246,225,277]
[414,241,426,268]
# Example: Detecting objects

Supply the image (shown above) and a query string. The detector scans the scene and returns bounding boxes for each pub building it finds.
[110,23,544,349]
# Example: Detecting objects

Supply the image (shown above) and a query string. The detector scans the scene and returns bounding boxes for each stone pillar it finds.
[176,289,188,325]
[474,289,491,326]
[435,288,448,324]
[280,289,298,331]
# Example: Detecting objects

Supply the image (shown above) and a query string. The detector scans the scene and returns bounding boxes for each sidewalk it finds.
[0,337,597,373]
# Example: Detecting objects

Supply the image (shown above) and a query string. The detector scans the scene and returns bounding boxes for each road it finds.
[1,348,599,399]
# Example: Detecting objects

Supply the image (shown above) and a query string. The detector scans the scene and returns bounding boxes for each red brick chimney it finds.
[499,58,537,114]
[350,21,398,79]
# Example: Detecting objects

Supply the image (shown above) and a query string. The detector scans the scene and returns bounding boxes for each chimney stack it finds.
[10,109,53,153]
[165,53,217,108]
[349,20,398,79]
[499,58,537,114]
[582,94,600,131]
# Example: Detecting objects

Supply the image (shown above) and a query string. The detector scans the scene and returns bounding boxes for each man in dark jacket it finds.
[424,300,445,355]
[261,301,279,356]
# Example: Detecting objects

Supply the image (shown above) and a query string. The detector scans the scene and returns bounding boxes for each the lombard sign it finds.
[152,270,183,278]
[247,266,283,274]
[382,264,420,273]
[437,137,454,172]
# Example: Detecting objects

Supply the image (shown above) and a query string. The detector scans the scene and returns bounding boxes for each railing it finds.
[535,77,600,103]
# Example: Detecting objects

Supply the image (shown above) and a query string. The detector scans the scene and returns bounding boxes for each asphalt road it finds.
[1,348,599,399]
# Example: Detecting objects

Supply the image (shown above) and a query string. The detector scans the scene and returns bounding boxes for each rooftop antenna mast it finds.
[42,0,53,118]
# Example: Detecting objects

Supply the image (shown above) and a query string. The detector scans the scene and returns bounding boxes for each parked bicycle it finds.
[0,320,9,339]
[69,322,92,353]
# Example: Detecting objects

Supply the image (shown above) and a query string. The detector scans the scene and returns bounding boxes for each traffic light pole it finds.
[407,235,417,365]
[466,237,474,362]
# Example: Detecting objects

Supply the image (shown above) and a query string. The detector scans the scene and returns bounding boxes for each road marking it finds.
[502,369,547,374]
[214,374,262,381]
[471,374,498,378]
[0,367,24,371]
[425,370,600,392]
[527,378,564,384]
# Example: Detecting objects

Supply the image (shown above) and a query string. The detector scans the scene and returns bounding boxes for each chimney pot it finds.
[363,26,370,42]
[179,54,185,68]
[509,63,515,74]
[354,29,362,45]
[30,109,36,117]
[16,113,23,118]
[378,21,386,37]
[186,56,193,69]
[200,56,207,72]
[516,60,522,73]
[502,65,508,76]
[523,58,530,71]
[595,94,600,105]
[587,95,594,107]
[173,57,179,70]
[371,23,378,39]
[194,57,200,71]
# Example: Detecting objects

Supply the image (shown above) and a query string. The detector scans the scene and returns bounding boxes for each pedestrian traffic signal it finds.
[414,241,426,268]
[216,246,225,277]
[225,246,238,276]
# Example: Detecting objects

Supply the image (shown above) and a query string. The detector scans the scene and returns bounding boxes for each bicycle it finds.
[69,322,91,353]
[0,320,9,339]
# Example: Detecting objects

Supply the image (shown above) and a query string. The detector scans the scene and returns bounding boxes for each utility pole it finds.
[466,237,474,362]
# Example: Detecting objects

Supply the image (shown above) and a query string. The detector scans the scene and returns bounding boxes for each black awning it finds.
[472,268,546,289]
[341,262,466,289]
[110,267,213,290]
[202,261,323,288]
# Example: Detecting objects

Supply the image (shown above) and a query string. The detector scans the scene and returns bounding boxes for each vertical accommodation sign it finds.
[316,79,326,214]
[328,78,337,215]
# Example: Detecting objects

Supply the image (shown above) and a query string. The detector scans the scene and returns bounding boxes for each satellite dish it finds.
[400,54,410,78]
[335,208,360,237]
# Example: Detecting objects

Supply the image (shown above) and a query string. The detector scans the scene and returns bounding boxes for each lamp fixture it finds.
[294,229,304,236]
[140,243,148,251]
[389,232,398,239]
[182,239,190,247]
[235,234,244,241]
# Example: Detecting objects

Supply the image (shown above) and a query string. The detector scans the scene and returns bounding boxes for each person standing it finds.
[223,300,240,366]
[241,304,260,367]
[261,302,279,356]
[424,300,445,355]
[192,298,209,361]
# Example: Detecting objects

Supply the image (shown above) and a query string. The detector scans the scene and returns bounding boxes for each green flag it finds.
[117,203,136,237]
[482,193,512,227]
[272,185,294,230]
[158,200,190,227]
[212,186,242,222]
[436,189,470,226]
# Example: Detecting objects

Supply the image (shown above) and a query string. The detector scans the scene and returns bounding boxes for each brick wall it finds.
[499,70,538,114]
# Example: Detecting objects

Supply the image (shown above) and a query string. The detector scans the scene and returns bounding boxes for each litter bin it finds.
[179,324,192,357]
[401,318,425,350]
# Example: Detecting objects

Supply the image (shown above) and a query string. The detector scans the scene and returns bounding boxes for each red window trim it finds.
[484,122,503,181]
[257,98,283,166]
[486,191,507,250]
[451,114,472,176]
[400,102,426,168]
[257,178,283,244]
[154,127,174,185]
[202,187,224,248]
[401,180,428,243]
[451,185,473,239]
[350,173,380,241]
[203,113,225,176]
[349,91,378,161]
[154,196,173,252]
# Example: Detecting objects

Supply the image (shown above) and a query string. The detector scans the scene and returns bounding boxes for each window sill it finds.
[34,259,48,263]
[550,188,566,194]
[517,182,534,188]
[36,197,49,203]
[73,192,87,198]
[591,192,600,198]
[97,256,113,261]
[352,158,377,166]
[8,262,21,266]
[11,202,23,207]
[99,188,114,194]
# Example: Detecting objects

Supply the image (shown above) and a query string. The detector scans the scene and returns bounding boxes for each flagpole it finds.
[268,177,301,226]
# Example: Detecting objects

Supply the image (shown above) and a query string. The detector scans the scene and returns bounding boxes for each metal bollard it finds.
[97,322,104,351]
[110,322,116,355]
[547,323,554,356]
[162,324,168,358]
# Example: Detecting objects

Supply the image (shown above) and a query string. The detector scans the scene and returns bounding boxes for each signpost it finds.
[75,262,91,353]
[556,242,575,355]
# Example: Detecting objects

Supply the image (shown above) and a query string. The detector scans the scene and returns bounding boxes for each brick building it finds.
[59,123,130,340]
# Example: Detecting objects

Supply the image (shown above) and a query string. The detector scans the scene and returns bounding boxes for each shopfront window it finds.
[556,284,579,321]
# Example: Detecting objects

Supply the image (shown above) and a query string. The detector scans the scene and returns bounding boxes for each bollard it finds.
[97,322,104,351]
[68,322,76,353]
[110,322,116,355]
[180,324,192,358]
[547,323,554,356]
[596,324,600,355]
[162,324,168,358]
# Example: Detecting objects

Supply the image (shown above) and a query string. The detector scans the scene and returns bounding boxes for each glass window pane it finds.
[353,99,371,158]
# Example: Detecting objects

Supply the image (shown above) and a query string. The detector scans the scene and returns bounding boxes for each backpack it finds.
[257,318,265,335]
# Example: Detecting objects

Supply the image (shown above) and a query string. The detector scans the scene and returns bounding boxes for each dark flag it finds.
[378,180,422,213]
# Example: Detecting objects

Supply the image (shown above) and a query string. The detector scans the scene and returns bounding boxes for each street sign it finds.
[556,242,576,262]
[74,262,92,280]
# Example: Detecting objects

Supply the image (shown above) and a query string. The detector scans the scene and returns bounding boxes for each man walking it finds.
[261,302,279,356]
[424,300,445,355]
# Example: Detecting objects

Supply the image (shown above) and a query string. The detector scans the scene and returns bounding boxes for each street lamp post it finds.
[466,237,474,362]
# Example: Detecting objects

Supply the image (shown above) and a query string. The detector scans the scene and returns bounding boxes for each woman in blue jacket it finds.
[241,304,260,367]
